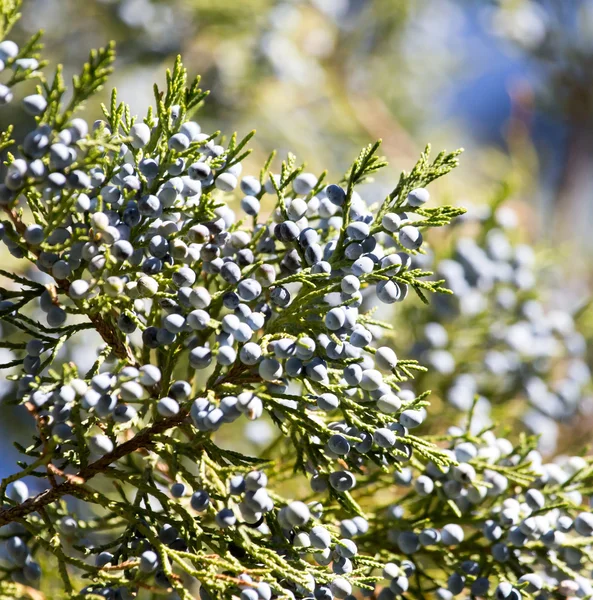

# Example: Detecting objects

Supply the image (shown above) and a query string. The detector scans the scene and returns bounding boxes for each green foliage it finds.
[0,0,21,39]
[0,8,590,600]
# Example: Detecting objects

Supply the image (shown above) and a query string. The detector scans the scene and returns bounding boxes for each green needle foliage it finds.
[0,6,591,600]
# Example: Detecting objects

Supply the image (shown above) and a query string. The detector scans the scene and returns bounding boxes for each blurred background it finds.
[7,0,593,241]
[2,0,593,474]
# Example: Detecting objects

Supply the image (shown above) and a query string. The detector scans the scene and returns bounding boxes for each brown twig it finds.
[99,559,139,572]
[0,410,190,527]
[46,463,85,485]
[23,402,57,489]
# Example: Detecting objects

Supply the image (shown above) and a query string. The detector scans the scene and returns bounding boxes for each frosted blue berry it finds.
[347,221,370,241]
[407,188,429,207]
[240,176,261,196]
[373,428,396,448]
[452,462,476,483]
[332,555,353,575]
[382,213,401,232]
[217,346,237,366]
[14,58,38,70]
[163,314,186,334]
[305,357,328,382]
[335,539,357,558]
[157,397,180,417]
[447,573,465,596]
[400,409,424,429]
[89,434,114,456]
[24,224,45,245]
[390,576,409,595]
[310,525,331,549]
[188,161,210,181]
[293,172,317,195]
[96,551,114,568]
[130,122,151,148]
[168,133,190,151]
[326,184,346,206]
[441,524,464,546]
[7,481,28,504]
[524,488,545,511]
[329,471,356,492]
[0,84,13,105]
[22,94,47,116]
[169,380,192,402]
[190,347,212,369]
[286,197,307,221]
[119,381,145,402]
[330,577,352,599]
[189,287,212,310]
[414,475,434,496]
[50,143,75,169]
[377,393,401,414]
[325,307,345,331]
[26,338,44,357]
[216,172,238,192]
[259,358,282,381]
[170,482,187,498]
[351,256,374,276]
[241,195,260,216]
[377,280,403,304]
[238,342,261,365]
[182,176,202,197]
[270,286,291,307]
[180,120,201,140]
[139,365,161,386]
[360,369,382,391]
[495,582,514,600]
[317,393,339,411]
[237,279,262,301]
[0,41,18,61]
[275,221,300,243]
[220,262,242,285]
[397,531,420,554]
[28,159,46,180]
[139,550,158,573]
[187,310,210,331]
[453,441,477,462]
[58,516,78,537]
[285,501,311,527]
[138,194,161,218]
[375,347,398,372]
[419,528,440,546]
[343,364,362,386]
[328,434,350,455]
[191,490,210,512]
[350,327,372,348]
[215,508,236,528]
[47,306,67,328]
[574,512,593,536]
[398,225,422,251]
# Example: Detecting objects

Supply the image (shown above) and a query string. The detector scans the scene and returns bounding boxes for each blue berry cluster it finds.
[0,39,464,595]
[0,15,591,600]
[375,422,593,599]
[401,203,591,453]
[0,35,42,107]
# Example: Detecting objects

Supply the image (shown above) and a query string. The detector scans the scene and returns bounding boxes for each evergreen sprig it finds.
[0,11,590,600]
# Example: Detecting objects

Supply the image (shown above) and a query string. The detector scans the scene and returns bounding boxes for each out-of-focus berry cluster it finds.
[398,202,592,454]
